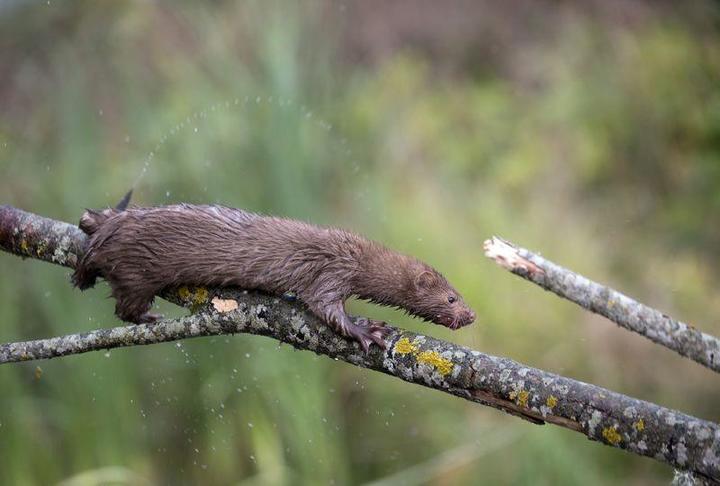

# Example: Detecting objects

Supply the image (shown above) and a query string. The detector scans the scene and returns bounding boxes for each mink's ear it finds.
[415,270,438,289]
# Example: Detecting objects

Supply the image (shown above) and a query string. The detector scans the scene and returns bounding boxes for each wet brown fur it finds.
[72,203,475,351]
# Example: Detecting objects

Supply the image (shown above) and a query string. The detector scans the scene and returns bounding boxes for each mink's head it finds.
[405,265,475,330]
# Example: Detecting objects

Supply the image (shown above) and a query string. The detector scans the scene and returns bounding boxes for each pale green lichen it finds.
[289,313,307,333]
[248,304,269,330]
[677,442,688,465]
[588,410,603,435]
[36,240,48,257]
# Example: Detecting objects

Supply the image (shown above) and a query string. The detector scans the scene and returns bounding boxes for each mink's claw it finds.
[347,322,389,354]
[355,317,387,329]
[138,312,163,324]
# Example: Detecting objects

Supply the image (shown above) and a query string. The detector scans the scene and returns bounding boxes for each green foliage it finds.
[1,2,719,484]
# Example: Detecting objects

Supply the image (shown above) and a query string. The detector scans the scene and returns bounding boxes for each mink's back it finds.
[78,204,367,299]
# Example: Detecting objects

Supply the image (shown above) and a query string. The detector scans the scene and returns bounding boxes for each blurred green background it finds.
[1,1,719,484]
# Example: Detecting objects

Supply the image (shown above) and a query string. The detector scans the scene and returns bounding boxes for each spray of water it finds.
[129,95,346,193]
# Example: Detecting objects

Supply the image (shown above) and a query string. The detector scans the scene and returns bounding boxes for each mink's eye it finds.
[447,295,456,304]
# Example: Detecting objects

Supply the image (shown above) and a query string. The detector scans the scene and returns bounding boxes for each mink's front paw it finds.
[349,318,391,353]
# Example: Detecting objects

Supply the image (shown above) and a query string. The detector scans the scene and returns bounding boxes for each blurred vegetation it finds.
[1,1,719,484]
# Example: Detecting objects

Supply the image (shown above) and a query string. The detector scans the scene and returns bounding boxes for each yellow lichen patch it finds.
[517,390,530,407]
[510,389,530,407]
[602,426,622,445]
[20,239,28,253]
[546,395,558,409]
[394,337,418,355]
[192,287,209,305]
[177,286,191,300]
[633,419,645,432]
[178,286,210,312]
[417,350,454,376]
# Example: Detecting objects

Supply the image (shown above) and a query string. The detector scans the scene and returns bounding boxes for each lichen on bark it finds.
[484,236,720,374]
[0,206,719,482]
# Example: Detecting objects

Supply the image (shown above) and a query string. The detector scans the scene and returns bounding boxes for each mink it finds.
[72,193,476,352]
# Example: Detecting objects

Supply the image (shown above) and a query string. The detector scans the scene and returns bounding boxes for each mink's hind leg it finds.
[111,284,163,324]
[71,262,99,290]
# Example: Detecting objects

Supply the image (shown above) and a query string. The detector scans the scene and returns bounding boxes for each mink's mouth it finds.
[430,316,467,330]
[448,318,466,330]
[447,310,476,330]
[421,309,476,330]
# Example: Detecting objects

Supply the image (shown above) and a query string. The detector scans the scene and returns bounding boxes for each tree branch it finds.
[484,236,720,374]
[1,206,719,482]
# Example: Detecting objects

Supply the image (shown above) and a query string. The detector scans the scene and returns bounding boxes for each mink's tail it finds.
[78,190,133,236]
[115,189,133,211]
[73,190,133,290]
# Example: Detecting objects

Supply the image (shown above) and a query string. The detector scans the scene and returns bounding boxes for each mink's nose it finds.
[461,309,475,327]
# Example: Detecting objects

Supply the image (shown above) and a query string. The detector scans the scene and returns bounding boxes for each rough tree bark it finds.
[483,236,720,374]
[1,205,719,482]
